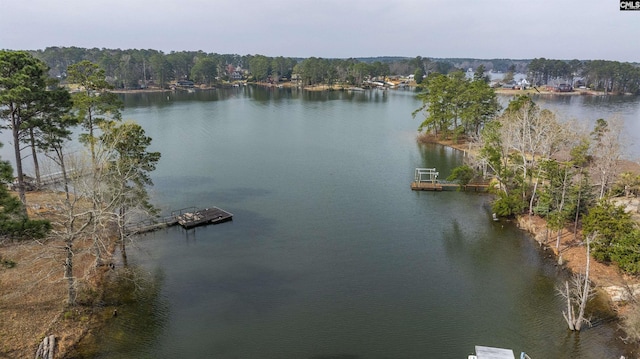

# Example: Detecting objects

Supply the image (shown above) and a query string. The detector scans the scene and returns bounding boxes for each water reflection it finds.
[118,86,394,109]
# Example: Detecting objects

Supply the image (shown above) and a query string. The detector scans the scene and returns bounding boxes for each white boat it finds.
[468,345,531,359]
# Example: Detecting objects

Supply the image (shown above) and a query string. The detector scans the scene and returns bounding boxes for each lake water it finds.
[3,87,640,358]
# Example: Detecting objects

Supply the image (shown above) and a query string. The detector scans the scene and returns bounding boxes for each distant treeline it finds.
[28,47,640,93]
[528,58,640,93]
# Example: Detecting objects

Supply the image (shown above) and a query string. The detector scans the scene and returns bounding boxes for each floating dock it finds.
[176,207,233,229]
[125,206,233,235]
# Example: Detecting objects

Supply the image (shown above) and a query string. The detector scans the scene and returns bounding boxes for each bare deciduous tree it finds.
[500,100,565,203]
[590,118,626,199]
[46,156,95,306]
[558,232,597,331]
[49,122,160,304]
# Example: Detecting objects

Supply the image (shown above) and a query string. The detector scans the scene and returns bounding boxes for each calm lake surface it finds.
[5,88,639,358]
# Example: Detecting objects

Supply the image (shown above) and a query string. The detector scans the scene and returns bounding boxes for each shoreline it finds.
[421,135,640,356]
[107,82,625,97]
[494,87,618,97]
[420,135,640,304]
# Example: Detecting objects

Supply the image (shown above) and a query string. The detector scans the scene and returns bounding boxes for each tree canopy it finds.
[0,50,51,207]
[413,70,500,138]
[454,94,640,275]
[67,60,123,165]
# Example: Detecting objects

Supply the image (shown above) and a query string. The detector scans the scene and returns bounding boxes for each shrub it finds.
[610,229,640,274]
[492,192,526,217]
[447,165,475,186]
[0,218,51,240]
[583,200,635,262]
[0,257,16,268]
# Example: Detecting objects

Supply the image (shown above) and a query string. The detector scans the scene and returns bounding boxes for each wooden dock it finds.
[411,181,489,192]
[411,167,489,192]
[124,206,233,235]
[124,217,178,235]
[176,207,233,229]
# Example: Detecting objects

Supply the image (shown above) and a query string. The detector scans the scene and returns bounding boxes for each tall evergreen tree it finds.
[0,51,49,209]
[460,78,500,135]
[20,80,74,189]
[414,71,498,139]
[98,121,161,264]
[66,60,123,167]
[34,87,77,199]
[149,52,173,88]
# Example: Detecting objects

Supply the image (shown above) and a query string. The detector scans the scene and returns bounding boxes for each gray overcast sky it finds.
[1,0,638,61]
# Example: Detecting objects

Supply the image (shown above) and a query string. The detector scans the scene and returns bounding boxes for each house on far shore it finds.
[555,83,573,92]
[226,64,245,81]
[501,81,518,89]
[176,80,195,88]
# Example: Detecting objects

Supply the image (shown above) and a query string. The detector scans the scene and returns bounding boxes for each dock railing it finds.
[414,168,439,184]
[124,214,179,235]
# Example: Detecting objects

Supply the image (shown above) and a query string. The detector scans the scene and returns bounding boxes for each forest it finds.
[28,47,640,94]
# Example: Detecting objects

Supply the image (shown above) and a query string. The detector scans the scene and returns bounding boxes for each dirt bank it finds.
[0,191,115,358]
[516,215,638,293]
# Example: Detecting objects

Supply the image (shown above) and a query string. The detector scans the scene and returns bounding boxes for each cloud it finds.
[0,0,637,61]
